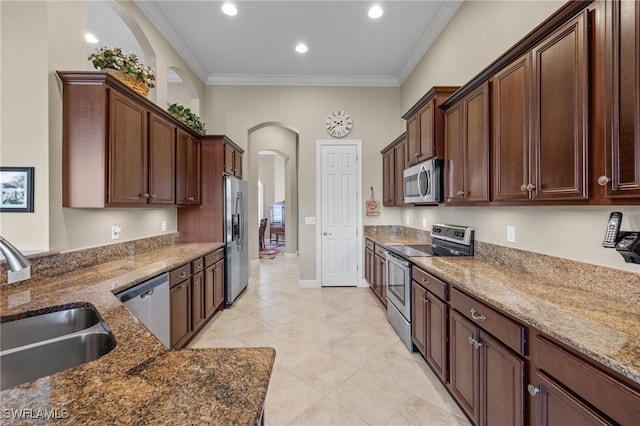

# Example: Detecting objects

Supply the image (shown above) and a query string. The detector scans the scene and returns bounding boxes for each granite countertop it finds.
[0,243,275,425]
[366,234,640,386]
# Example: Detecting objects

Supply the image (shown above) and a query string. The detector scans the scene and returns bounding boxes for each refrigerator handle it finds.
[236,192,244,251]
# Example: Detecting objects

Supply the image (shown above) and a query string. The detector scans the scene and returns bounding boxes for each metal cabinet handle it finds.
[520,184,527,192]
[179,272,187,278]
[188,196,194,201]
[421,277,430,285]
[143,193,150,199]
[150,193,156,199]
[526,183,536,191]
[597,175,611,186]
[470,308,487,321]
[197,263,203,268]
[468,336,482,349]
[527,384,540,397]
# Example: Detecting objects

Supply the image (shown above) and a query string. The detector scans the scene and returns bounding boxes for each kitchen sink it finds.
[0,305,116,390]
[1,306,101,351]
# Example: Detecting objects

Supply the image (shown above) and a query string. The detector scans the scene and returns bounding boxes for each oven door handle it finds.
[385,251,411,267]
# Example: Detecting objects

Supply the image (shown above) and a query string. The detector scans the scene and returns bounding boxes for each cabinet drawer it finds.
[375,244,387,258]
[365,239,375,251]
[191,257,205,273]
[450,287,525,355]
[412,267,447,301]
[204,248,224,268]
[535,335,640,426]
[170,264,191,287]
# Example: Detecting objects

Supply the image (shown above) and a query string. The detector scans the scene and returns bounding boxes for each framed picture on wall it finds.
[0,167,34,213]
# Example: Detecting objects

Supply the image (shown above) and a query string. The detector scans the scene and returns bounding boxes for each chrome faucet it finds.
[0,236,31,283]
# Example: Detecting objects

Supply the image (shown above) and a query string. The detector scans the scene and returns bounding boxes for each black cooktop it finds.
[386,244,433,258]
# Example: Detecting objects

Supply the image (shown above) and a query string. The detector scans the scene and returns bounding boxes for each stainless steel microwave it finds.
[403,159,444,204]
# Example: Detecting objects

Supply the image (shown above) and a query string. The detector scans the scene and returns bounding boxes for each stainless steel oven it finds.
[386,251,413,350]
[385,224,475,351]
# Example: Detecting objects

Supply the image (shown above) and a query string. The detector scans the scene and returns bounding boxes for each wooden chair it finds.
[258,218,267,252]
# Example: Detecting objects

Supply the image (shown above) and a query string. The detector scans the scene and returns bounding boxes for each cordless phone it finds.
[602,212,623,248]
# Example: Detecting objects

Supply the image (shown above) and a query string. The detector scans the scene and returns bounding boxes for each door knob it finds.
[323,232,332,236]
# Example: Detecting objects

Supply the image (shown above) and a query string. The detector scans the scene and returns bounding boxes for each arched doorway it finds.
[247,123,299,263]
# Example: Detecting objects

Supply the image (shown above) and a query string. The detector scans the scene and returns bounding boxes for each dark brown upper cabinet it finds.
[600,0,640,199]
[57,71,201,208]
[444,82,490,205]
[176,129,201,206]
[381,133,407,207]
[492,11,589,202]
[402,87,459,167]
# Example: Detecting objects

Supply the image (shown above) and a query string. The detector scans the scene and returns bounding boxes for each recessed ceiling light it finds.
[222,3,238,16]
[295,43,308,54]
[368,5,383,19]
[85,33,99,44]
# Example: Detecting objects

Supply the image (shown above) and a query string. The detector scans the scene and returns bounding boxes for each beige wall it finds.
[206,86,403,279]
[399,0,640,273]
[1,0,204,253]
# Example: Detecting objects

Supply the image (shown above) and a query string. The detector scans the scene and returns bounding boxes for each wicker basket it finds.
[106,69,150,97]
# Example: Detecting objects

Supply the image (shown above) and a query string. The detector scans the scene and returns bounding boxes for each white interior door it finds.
[320,143,359,286]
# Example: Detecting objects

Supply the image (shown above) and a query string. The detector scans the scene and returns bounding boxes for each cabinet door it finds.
[445,101,464,203]
[419,101,436,161]
[532,371,612,426]
[170,280,191,348]
[382,150,395,206]
[492,55,532,202]
[224,144,235,175]
[604,0,640,198]
[148,113,176,204]
[191,271,205,331]
[463,82,490,203]
[233,149,243,178]
[176,130,201,206]
[365,247,374,285]
[374,254,387,304]
[204,265,216,319]
[108,90,148,206]
[394,142,406,205]
[531,12,588,200]
[411,282,427,356]
[213,259,225,311]
[480,330,525,426]
[406,114,420,166]
[449,310,480,425]
[426,292,448,382]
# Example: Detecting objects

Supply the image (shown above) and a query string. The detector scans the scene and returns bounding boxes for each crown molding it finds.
[206,74,401,87]
[134,0,209,83]
[396,0,463,85]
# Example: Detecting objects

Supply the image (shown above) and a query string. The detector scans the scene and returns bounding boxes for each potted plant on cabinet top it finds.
[88,46,155,97]
[167,103,206,135]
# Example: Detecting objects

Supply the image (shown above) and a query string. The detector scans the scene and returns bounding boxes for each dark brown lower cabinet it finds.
[449,310,524,426]
[532,371,611,426]
[170,278,191,349]
[191,270,205,332]
[412,282,448,382]
[450,310,481,424]
[170,250,225,349]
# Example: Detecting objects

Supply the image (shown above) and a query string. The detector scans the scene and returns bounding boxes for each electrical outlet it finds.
[161,220,167,232]
[507,226,516,243]
[406,216,410,225]
[422,218,427,228]
[111,224,121,240]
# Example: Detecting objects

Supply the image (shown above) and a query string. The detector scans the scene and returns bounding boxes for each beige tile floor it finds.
[189,253,470,426]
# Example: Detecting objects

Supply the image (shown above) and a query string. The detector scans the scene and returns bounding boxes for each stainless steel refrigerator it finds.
[224,176,249,306]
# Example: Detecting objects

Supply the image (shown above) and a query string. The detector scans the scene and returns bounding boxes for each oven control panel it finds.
[431,224,474,246]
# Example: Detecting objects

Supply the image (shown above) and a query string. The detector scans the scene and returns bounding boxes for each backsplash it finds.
[0,233,179,286]
[365,225,640,303]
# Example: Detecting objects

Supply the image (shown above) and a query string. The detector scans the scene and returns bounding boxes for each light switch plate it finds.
[112,225,121,240]
[507,226,516,243]
[305,217,316,225]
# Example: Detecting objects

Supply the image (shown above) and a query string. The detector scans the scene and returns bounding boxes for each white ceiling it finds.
[88,1,463,87]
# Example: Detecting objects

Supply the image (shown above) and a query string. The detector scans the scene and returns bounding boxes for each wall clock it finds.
[325,109,353,138]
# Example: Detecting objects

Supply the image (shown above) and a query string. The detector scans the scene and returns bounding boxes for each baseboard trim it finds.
[299,279,320,288]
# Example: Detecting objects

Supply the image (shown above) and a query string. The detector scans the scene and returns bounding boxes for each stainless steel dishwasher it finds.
[117,273,170,348]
